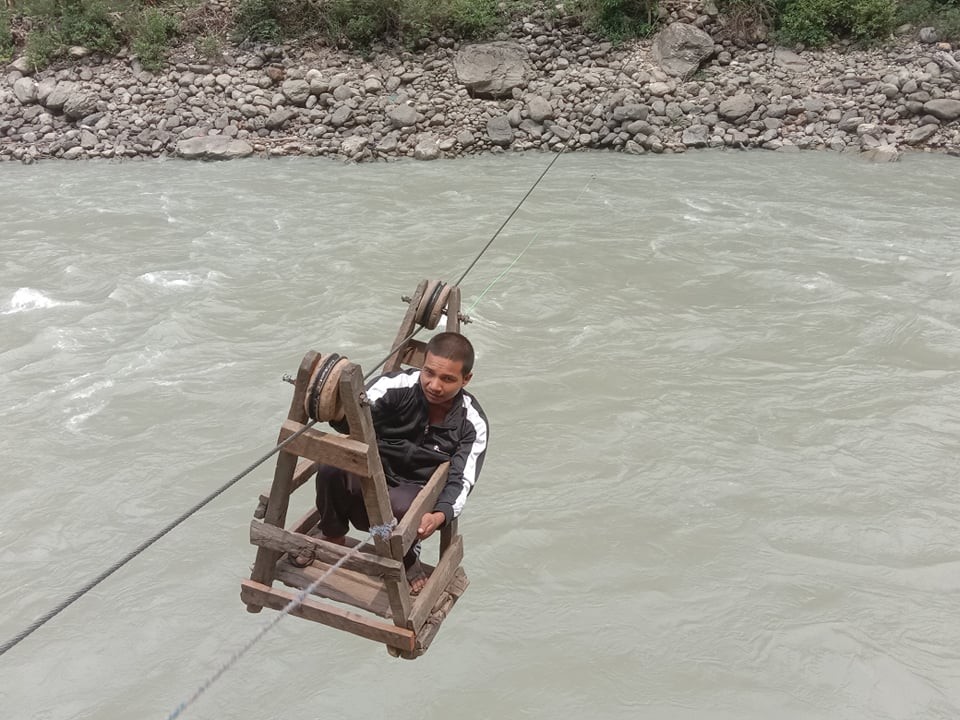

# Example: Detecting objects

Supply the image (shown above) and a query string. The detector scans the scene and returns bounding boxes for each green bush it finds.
[576,0,658,41]
[58,0,121,51]
[25,26,61,67]
[233,0,283,42]
[898,0,960,40]
[776,0,896,46]
[132,8,178,71]
[0,10,14,62]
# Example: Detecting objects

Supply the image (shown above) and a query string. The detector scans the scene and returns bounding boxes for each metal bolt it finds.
[282,374,295,384]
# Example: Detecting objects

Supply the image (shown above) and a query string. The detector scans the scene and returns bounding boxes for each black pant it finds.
[315,465,421,568]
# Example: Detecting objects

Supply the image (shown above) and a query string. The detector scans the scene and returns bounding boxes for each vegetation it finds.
[2,0,959,70]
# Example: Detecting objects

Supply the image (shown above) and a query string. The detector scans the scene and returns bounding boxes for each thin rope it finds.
[166,521,395,720]
[0,420,318,658]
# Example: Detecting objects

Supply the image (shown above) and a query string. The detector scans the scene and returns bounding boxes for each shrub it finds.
[132,8,178,71]
[194,33,223,60]
[576,0,658,41]
[898,0,960,40]
[323,0,401,48]
[776,0,896,47]
[0,10,14,62]
[233,0,282,42]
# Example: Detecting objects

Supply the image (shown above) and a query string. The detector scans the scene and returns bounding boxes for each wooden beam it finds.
[401,340,427,369]
[278,420,370,475]
[385,280,427,373]
[339,363,412,625]
[250,521,403,581]
[408,534,464,632]
[440,517,458,556]
[410,568,469,657]
[395,462,449,554]
[240,580,415,652]
[275,559,392,618]
[291,457,320,493]
[446,286,461,334]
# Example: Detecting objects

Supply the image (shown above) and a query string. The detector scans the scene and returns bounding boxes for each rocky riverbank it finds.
[2,1,959,164]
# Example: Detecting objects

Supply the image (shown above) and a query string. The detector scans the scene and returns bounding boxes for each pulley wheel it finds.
[416,280,451,330]
[304,353,350,422]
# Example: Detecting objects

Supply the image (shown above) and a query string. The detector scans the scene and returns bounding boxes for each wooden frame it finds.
[242,280,469,658]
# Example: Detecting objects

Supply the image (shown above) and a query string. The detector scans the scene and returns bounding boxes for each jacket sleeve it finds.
[329,371,413,434]
[433,397,488,524]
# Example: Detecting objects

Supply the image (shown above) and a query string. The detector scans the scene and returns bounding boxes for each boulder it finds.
[414,135,440,160]
[341,136,368,157]
[330,105,353,127]
[861,145,900,163]
[651,23,714,79]
[387,104,418,128]
[13,77,37,105]
[63,91,99,120]
[526,95,553,123]
[718,94,755,120]
[924,99,960,122]
[682,125,709,147]
[44,81,76,112]
[456,130,476,147]
[265,108,297,130]
[454,42,531,99]
[906,124,938,145]
[486,115,514,146]
[774,48,810,73]
[176,136,254,160]
[919,26,939,44]
[281,79,311,106]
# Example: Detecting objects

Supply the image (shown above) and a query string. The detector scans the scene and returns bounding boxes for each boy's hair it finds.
[425,332,475,376]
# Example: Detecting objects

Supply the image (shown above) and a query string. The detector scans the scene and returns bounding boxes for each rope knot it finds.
[369,518,397,541]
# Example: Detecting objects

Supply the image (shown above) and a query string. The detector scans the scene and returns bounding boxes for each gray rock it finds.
[774,48,810,73]
[682,124,709,147]
[507,105,522,127]
[454,42,531,98]
[919,27,939,44]
[456,130,476,147]
[330,105,353,127]
[861,145,900,162]
[363,77,383,93]
[13,77,37,104]
[63,92,99,120]
[838,116,865,132]
[527,95,553,123]
[414,135,440,160]
[652,22,714,79]
[80,129,97,149]
[44,81,76,112]
[613,104,649,122]
[924,99,960,122]
[907,124,938,145]
[265,108,297,130]
[10,56,32,74]
[377,135,399,153]
[333,85,356,101]
[176,136,254,160]
[648,81,672,97]
[282,79,311,106]
[341,136,368,157]
[387,104,418,128]
[486,115,514,146]
[718,94,755,120]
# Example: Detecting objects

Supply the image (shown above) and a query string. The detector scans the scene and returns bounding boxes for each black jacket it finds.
[343,368,489,525]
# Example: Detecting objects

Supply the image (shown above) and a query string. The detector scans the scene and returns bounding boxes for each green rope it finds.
[466,235,538,314]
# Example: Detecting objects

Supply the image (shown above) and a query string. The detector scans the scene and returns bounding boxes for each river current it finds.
[1,150,959,720]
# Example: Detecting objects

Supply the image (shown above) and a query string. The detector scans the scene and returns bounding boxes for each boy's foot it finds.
[407,559,430,595]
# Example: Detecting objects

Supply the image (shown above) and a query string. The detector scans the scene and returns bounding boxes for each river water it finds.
[1,150,959,720]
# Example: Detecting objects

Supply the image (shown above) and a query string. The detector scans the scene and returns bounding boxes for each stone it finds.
[774,48,810,73]
[861,145,900,163]
[454,42,531,98]
[44,81,76,112]
[330,105,353,127]
[11,56,32,74]
[526,95,553,123]
[681,124,709,147]
[265,108,297,130]
[456,130,476,147]
[651,22,714,79]
[718,94,755,120]
[648,81,672,97]
[924,99,960,122]
[919,27,939,44]
[13,77,38,105]
[341,136,368,157]
[176,136,254,160]
[486,115,514,146]
[363,77,383,93]
[907,124,938,145]
[80,129,97,149]
[388,104,418,128]
[63,92,99,120]
[281,79,311,106]
[614,104,649,122]
[414,135,440,160]
[333,85,356,101]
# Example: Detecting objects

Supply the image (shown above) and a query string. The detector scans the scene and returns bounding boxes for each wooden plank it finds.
[401,340,427,369]
[289,507,320,535]
[275,558,392,618]
[411,567,469,657]
[240,580,415,652]
[279,420,370,475]
[339,363,412,625]
[446,285,461,334]
[408,534,464,632]
[440,517,458,556]
[385,280,427,373]
[246,352,321,612]
[251,521,403,581]
[291,457,320,493]
[394,462,450,555]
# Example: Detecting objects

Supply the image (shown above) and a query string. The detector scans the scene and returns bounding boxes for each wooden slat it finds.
[279,420,370,475]
[385,279,427,373]
[339,363,413,624]
[240,580,415,652]
[291,457,320,492]
[401,340,427,369]
[446,285,461,333]
[408,534,464,632]
[440,517,458,556]
[275,558,392,617]
[394,462,450,554]
[250,521,403,581]
[407,567,469,658]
